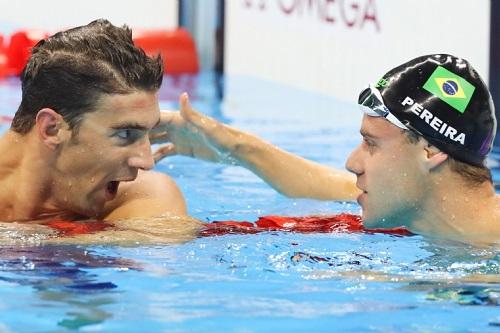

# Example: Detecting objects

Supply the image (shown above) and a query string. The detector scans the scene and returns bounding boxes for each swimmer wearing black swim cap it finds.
[360,54,496,167]
[155,54,500,244]
[350,54,499,240]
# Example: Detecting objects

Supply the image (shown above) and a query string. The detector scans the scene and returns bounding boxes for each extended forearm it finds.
[230,132,358,200]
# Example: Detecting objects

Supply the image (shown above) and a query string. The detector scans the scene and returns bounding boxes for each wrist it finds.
[230,132,274,168]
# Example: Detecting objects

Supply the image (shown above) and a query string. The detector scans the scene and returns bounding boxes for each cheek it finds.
[385,165,424,205]
[366,154,418,194]
[60,144,119,175]
[364,154,395,183]
[394,154,423,184]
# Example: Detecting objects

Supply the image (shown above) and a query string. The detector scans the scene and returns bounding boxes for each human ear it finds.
[35,108,68,150]
[424,143,448,170]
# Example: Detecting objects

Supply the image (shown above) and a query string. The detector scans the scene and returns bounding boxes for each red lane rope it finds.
[200,214,412,237]
[43,214,412,237]
[44,220,112,236]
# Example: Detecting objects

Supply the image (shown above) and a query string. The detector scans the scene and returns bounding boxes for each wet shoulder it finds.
[103,171,186,219]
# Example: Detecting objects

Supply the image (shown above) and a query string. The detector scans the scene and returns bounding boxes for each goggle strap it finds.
[385,113,409,130]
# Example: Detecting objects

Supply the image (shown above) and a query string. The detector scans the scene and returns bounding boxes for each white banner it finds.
[225,0,490,102]
[0,0,178,34]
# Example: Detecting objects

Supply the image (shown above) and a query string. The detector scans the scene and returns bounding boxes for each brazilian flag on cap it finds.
[422,66,475,113]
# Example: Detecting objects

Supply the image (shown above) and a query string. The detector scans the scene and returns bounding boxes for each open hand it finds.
[151,93,241,164]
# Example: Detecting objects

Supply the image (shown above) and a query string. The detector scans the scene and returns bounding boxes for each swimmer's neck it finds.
[0,130,69,221]
[411,173,500,244]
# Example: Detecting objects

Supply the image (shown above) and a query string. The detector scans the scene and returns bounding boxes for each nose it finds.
[128,137,155,170]
[345,144,363,176]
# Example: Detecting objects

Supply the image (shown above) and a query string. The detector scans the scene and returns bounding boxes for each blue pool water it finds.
[0,72,499,332]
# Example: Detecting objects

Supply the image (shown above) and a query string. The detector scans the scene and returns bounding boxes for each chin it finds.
[361,209,388,228]
[77,198,106,219]
[361,214,379,228]
[363,211,406,229]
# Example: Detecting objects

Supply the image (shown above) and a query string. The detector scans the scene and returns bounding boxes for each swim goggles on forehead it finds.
[358,85,409,130]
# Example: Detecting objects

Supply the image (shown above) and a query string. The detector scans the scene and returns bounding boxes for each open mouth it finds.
[106,181,120,200]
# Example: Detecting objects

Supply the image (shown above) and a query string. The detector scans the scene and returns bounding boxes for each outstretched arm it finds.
[151,93,359,200]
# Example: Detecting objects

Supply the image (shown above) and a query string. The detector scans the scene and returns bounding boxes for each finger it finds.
[158,110,179,127]
[179,92,216,129]
[149,131,169,144]
[179,92,194,119]
[153,144,177,162]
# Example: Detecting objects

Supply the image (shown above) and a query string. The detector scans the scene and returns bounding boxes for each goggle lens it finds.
[357,85,408,130]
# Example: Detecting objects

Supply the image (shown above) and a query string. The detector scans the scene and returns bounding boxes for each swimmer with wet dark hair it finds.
[0,19,188,223]
[155,54,500,244]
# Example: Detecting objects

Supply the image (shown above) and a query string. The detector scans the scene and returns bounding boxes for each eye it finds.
[113,129,144,144]
[362,137,377,152]
[363,137,375,146]
[116,129,131,139]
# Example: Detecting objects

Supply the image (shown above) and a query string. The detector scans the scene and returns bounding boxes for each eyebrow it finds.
[360,129,378,139]
[111,118,161,131]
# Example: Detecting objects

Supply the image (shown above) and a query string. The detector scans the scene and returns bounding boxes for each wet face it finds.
[345,115,428,228]
[52,91,160,217]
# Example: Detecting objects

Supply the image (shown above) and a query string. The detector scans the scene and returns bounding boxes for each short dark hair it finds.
[403,130,492,185]
[11,19,164,134]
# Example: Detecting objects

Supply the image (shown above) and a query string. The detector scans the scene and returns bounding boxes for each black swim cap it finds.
[376,54,496,167]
